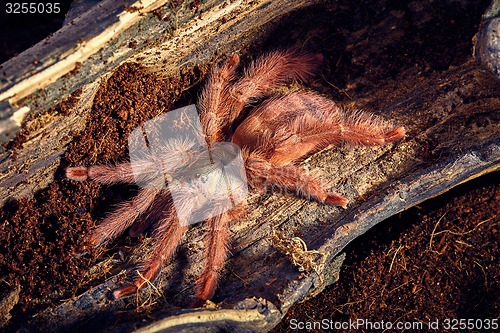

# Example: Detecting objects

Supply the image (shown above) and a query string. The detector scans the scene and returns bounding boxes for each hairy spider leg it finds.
[111,189,230,300]
[85,188,161,250]
[198,49,323,143]
[192,203,245,307]
[128,190,172,237]
[233,92,406,165]
[198,54,240,143]
[226,49,324,125]
[244,150,348,207]
[67,162,164,250]
[66,160,164,185]
[112,212,187,299]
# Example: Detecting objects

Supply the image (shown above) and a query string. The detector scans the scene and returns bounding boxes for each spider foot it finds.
[384,127,406,143]
[325,194,348,208]
[112,284,138,300]
[66,166,89,181]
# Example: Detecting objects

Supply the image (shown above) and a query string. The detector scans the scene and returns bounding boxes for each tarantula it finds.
[66,49,405,306]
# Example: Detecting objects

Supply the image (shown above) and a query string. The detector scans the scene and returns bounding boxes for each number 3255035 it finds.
[5,3,61,14]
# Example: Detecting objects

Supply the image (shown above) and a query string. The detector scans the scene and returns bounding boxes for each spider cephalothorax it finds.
[66,49,405,306]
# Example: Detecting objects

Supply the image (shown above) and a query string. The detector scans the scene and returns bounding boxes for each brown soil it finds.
[0,0,497,332]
